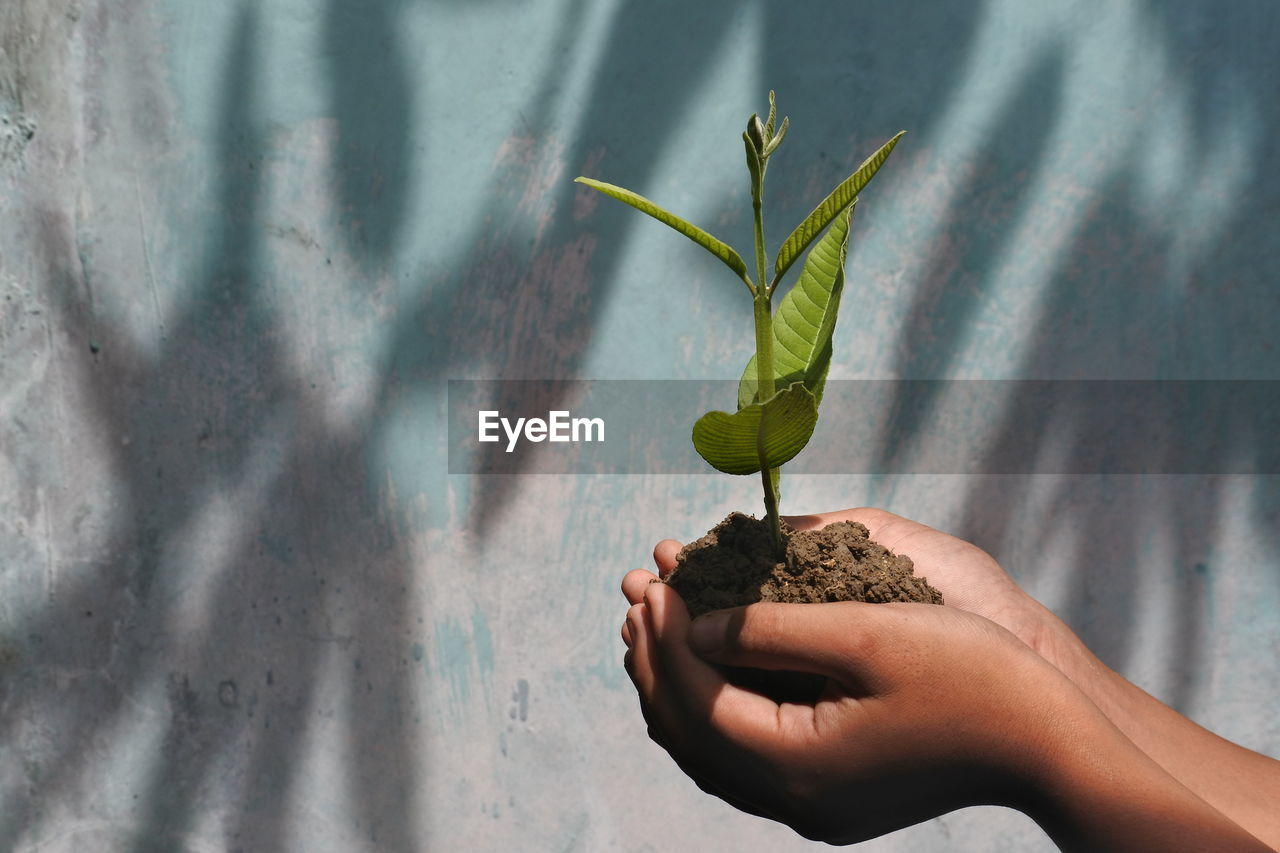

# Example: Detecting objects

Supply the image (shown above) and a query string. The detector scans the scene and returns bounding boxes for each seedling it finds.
[576,92,903,557]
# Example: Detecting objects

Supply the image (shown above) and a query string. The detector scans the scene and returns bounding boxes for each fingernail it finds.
[688,611,728,654]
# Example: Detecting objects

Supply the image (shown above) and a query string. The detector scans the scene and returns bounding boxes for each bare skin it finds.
[621,508,1280,850]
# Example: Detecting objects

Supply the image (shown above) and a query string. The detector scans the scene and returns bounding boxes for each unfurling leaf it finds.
[743,132,763,198]
[747,114,767,155]
[763,116,789,158]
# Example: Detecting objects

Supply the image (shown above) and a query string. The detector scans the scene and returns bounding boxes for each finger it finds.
[628,603,690,765]
[688,601,898,694]
[652,539,682,578]
[622,568,658,605]
[685,765,786,823]
[642,583,778,747]
[638,707,780,823]
[631,688,672,751]
[621,617,632,648]
[782,507,940,555]
[782,506,901,538]
[630,658,677,756]
[641,584,797,809]
[624,602,657,700]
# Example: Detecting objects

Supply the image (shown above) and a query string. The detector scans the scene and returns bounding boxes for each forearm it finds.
[1034,608,1280,849]
[1024,693,1273,852]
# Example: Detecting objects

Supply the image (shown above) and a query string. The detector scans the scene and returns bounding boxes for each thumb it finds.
[688,602,895,691]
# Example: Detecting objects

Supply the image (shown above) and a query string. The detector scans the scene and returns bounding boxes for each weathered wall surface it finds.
[2,1,1277,850]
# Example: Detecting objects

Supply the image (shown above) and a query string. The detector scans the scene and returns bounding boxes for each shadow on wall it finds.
[385,0,763,538]
[9,5,421,849]
[325,0,412,267]
[892,2,1280,711]
[6,0,1279,848]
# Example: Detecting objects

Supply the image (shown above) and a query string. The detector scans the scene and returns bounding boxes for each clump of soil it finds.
[666,512,943,619]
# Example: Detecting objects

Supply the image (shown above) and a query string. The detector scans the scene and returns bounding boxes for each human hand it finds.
[623,507,1079,677]
[621,582,1099,844]
[621,510,1280,849]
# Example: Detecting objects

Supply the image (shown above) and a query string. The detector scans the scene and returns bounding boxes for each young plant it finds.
[575,93,903,556]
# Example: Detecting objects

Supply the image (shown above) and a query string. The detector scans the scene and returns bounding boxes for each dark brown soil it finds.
[665,512,943,619]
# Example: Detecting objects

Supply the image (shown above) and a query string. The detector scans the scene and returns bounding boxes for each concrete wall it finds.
[2,1,1277,850]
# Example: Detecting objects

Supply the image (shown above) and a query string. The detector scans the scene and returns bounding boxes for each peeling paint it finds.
[509,678,528,723]
[0,108,36,168]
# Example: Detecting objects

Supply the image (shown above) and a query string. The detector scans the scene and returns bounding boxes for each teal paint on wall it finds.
[432,614,476,711]
[4,0,1280,850]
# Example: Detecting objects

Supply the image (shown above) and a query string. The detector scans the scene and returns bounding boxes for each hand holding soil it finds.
[623,507,1057,660]
[621,509,1280,850]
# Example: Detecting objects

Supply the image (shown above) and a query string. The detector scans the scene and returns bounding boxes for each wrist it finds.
[1017,601,1182,750]
[1014,599,1117,703]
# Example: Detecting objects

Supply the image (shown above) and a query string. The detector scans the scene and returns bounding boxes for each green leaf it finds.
[573,177,748,278]
[773,130,904,282]
[739,202,855,410]
[747,114,766,155]
[763,116,789,158]
[692,383,818,475]
[743,132,762,199]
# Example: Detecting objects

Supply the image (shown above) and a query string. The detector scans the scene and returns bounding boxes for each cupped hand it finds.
[622,582,1095,844]
[623,507,1076,673]
[620,509,1280,850]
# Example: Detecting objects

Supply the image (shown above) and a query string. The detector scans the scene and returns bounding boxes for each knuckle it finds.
[842,618,881,659]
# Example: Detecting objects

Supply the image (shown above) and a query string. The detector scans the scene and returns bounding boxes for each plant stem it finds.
[752,282,782,559]
[751,176,784,557]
